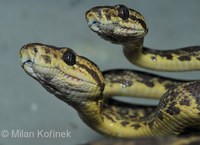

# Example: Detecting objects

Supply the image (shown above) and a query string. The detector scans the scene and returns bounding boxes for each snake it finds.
[19,4,200,143]
[82,136,200,145]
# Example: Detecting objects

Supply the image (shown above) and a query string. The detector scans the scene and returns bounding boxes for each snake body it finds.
[20,4,200,140]
[103,69,184,99]
[82,136,200,145]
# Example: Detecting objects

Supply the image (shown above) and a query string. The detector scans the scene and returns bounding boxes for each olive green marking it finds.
[121,121,130,127]
[147,120,154,129]
[103,113,116,123]
[42,55,51,64]
[53,53,58,58]
[131,123,141,129]
[179,98,190,106]
[156,111,163,120]
[164,83,177,90]
[45,48,51,54]
[178,55,191,61]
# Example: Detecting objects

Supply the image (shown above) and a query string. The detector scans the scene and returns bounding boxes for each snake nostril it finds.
[92,20,97,24]
[89,19,98,26]
[26,59,32,63]
[33,47,38,53]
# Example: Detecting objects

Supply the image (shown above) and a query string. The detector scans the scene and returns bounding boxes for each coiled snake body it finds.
[20,4,200,143]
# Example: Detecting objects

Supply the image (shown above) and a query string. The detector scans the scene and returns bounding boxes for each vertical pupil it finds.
[118,5,129,20]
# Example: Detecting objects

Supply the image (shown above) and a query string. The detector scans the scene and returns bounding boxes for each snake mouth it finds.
[21,59,36,77]
[22,59,32,68]
[86,17,100,32]
[22,61,46,82]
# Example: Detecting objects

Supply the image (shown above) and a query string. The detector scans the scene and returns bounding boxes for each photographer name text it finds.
[1,129,71,138]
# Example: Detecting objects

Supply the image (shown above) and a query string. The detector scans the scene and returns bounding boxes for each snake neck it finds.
[122,38,144,67]
[123,38,144,52]
[123,38,200,71]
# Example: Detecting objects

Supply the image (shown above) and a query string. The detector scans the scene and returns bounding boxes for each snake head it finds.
[20,43,104,104]
[85,4,148,44]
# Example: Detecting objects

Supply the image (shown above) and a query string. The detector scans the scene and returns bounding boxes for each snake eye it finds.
[62,49,76,66]
[118,5,129,20]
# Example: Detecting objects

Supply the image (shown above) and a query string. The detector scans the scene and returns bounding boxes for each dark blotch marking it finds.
[76,61,104,93]
[142,47,173,60]
[53,53,58,58]
[166,102,181,115]
[158,90,173,110]
[184,81,200,111]
[42,55,51,64]
[148,120,154,129]
[151,56,157,61]
[55,66,60,70]
[135,72,155,87]
[169,94,176,102]
[156,111,163,120]
[103,113,116,123]
[131,124,141,129]
[137,19,147,32]
[184,82,200,97]
[180,126,200,136]
[139,79,155,88]
[129,15,147,31]
[179,99,190,106]
[80,56,99,69]
[196,97,200,112]
[45,48,50,54]
[164,83,176,90]
[121,121,129,127]
[97,9,102,18]
[105,13,111,20]
[178,55,191,61]
[109,70,154,87]
[160,53,173,60]
[103,69,184,89]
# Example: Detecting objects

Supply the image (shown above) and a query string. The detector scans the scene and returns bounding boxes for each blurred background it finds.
[0,0,200,145]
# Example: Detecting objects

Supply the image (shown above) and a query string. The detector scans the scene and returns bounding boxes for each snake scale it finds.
[20,4,200,145]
